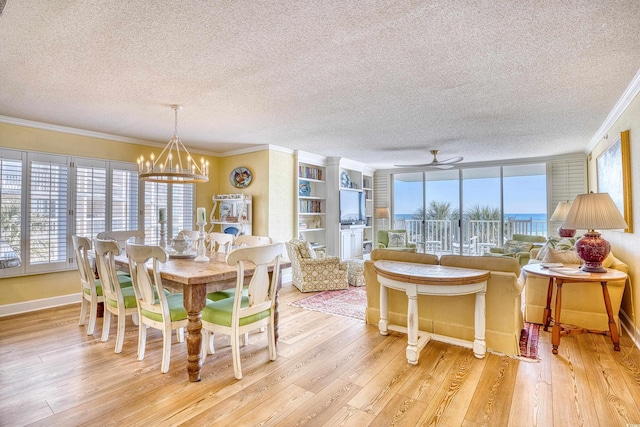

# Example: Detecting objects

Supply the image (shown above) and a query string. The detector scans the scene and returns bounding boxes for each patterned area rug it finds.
[290,287,541,360]
[520,322,540,360]
[290,286,367,321]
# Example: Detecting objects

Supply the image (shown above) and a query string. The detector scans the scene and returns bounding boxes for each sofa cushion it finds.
[502,240,533,255]
[542,247,582,264]
[536,237,577,261]
[387,232,407,248]
[440,254,521,276]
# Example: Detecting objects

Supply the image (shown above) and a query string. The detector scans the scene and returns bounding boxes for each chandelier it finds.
[137,105,209,183]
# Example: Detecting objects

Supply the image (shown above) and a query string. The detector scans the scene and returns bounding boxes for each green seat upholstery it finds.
[200,243,284,380]
[488,234,546,266]
[377,229,417,252]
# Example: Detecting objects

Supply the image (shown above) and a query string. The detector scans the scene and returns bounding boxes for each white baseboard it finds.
[0,293,81,317]
[0,274,294,317]
[620,308,640,350]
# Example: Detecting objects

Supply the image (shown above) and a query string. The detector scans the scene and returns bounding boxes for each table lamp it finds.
[549,201,576,237]
[563,192,628,272]
[375,207,390,230]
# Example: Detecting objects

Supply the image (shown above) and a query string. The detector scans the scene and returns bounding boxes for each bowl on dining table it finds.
[169,232,194,254]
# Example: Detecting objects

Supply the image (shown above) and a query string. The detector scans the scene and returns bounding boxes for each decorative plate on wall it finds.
[230,167,252,188]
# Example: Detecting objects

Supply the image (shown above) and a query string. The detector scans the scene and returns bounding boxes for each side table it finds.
[521,263,628,354]
[374,260,490,364]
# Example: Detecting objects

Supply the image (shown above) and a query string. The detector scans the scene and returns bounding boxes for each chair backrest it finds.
[235,235,272,248]
[72,235,95,293]
[97,230,145,250]
[206,232,234,253]
[126,243,169,319]
[94,239,124,304]
[226,243,284,318]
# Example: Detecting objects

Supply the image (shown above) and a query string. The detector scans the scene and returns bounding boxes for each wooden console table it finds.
[374,260,490,364]
[522,263,627,354]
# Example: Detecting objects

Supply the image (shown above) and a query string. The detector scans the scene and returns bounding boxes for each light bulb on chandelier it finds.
[137,105,209,184]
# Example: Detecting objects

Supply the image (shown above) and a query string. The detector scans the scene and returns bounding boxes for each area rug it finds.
[519,322,540,360]
[290,286,367,321]
[290,287,541,359]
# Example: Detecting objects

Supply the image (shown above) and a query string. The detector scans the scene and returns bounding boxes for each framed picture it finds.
[597,130,632,232]
[219,202,233,219]
[299,180,311,197]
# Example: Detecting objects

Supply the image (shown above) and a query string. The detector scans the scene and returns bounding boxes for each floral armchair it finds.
[487,233,546,266]
[285,239,348,292]
[377,230,417,252]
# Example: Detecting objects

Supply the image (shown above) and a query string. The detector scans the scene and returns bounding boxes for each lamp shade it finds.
[375,207,390,219]
[550,201,576,238]
[563,192,628,272]
[550,201,572,222]
[564,193,627,231]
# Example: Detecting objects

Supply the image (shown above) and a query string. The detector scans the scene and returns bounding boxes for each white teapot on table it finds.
[169,232,193,254]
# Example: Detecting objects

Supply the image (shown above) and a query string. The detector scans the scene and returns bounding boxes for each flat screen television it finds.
[339,190,366,225]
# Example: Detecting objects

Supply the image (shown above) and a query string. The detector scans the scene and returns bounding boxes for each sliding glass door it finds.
[392,162,547,255]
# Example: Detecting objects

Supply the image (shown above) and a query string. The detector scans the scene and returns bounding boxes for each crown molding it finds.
[587,68,640,153]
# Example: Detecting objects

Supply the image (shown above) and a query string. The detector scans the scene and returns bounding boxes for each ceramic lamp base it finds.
[557,226,576,238]
[575,230,609,273]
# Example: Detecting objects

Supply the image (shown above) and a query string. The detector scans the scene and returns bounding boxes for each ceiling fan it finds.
[395,149,464,169]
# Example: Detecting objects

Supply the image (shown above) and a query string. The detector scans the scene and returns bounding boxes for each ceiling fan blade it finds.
[436,156,464,164]
[393,162,455,169]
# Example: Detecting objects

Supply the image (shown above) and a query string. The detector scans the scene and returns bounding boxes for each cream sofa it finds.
[364,249,525,356]
[524,248,628,331]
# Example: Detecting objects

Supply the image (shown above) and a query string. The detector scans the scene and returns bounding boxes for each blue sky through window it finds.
[394,175,546,215]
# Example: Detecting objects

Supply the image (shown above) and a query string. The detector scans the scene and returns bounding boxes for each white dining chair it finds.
[126,243,187,373]
[235,235,272,247]
[94,238,138,353]
[200,243,283,379]
[73,235,105,336]
[206,232,234,253]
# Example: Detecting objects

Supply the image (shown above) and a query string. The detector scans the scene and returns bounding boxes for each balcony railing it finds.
[393,218,546,255]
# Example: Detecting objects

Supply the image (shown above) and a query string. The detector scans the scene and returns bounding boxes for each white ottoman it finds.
[347,259,366,287]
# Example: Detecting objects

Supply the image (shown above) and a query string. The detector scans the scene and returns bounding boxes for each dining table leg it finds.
[183,283,207,382]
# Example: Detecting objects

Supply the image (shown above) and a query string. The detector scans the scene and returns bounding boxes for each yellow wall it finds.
[0,122,294,307]
[586,93,640,336]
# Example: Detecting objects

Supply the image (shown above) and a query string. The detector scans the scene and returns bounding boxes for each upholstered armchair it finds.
[377,230,417,252]
[285,239,348,292]
[487,233,546,266]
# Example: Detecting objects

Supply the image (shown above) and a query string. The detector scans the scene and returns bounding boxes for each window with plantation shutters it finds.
[172,184,194,234]
[1,148,195,278]
[111,167,139,231]
[0,149,24,275]
[75,161,107,239]
[144,181,169,245]
[28,153,70,272]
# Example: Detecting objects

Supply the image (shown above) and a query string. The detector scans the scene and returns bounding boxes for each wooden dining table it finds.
[115,251,290,382]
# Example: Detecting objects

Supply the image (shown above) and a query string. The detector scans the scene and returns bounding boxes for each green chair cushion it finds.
[202,296,270,327]
[84,279,103,296]
[206,286,249,301]
[106,286,137,309]
[140,293,187,322]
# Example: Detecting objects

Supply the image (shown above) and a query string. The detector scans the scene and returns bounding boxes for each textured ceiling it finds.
[1,1,639,169]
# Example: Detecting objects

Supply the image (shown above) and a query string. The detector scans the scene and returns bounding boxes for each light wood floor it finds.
[1,283,640,426]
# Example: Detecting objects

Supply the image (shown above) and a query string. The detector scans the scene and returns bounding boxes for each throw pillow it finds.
[291,239,316,258]
[602,250,616,268]
[387,232,406,248]
[502,240,534,254]
[542,247,582,265]
[536,237,577,260]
